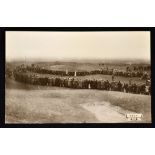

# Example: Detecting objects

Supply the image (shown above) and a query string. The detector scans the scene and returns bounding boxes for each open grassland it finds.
[25,71,146,85]
[5,79,151,123]
[7,60,150,72]
[39,62,133,72]
[6,61,149,86]
[5,60,151,123]
[7,61,148,85]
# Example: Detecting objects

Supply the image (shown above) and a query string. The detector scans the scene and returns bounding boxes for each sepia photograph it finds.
[5,31,151,124]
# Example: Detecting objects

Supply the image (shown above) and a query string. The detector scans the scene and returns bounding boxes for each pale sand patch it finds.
[81,101,139,123]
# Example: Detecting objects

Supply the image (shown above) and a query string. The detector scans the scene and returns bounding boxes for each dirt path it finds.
[80,101,138,123]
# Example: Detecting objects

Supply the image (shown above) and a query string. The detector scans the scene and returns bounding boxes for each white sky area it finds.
[6,31,150,61]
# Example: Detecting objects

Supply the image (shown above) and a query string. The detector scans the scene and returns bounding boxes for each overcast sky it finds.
[6,31,150,61]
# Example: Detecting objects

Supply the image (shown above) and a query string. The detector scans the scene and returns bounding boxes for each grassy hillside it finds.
[6,80,151,123]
